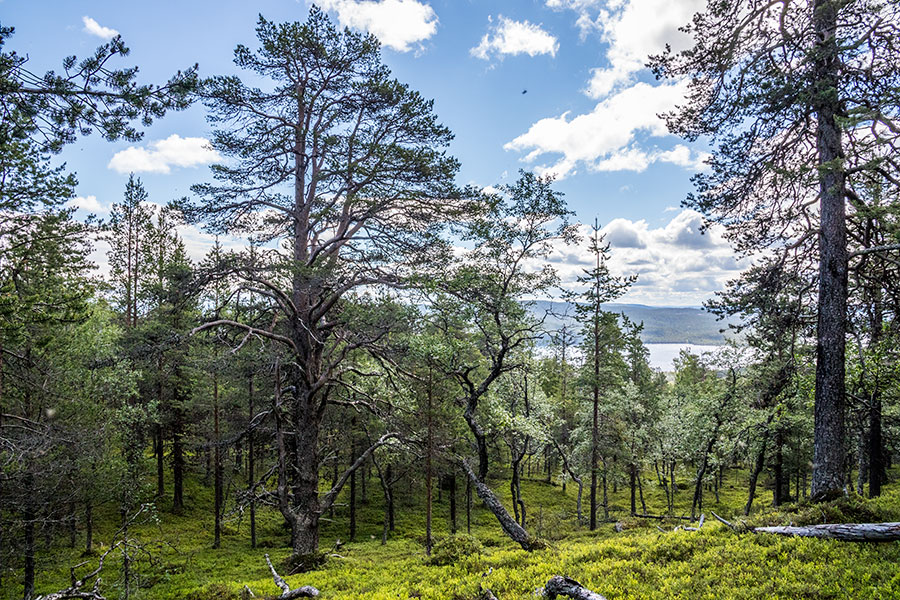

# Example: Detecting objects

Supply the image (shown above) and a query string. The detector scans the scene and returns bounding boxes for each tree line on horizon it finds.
[1,2,899,598]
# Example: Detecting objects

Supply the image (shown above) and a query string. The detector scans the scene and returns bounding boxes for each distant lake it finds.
[645,343,723,372]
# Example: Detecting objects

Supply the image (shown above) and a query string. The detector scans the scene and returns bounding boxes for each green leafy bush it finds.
[427,534,484,566]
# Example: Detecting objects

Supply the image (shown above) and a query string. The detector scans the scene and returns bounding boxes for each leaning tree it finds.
[182,9,460,557]
[651,0,900,500]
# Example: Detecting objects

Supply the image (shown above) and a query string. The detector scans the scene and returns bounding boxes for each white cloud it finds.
[66,195,106,213]
[534,210,747,305]
[471,16,559,60]
[108,135,220,174]
[505,81,707,178]
[82,16,119,40]
[585,0,702,97]
[546,0,701,95]
[317,0,438,52]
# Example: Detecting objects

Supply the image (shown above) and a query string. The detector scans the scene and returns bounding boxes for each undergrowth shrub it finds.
[427,534,484,566]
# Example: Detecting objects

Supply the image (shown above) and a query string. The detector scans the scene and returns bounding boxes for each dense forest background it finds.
[2,1,900,599]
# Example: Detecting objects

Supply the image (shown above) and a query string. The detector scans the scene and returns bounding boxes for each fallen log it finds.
[264,554,319,598]
[754,522,900,541]
[633,513,695,521]
[711,511,736,531]
[684,514,705,531]
[542,576,607,600]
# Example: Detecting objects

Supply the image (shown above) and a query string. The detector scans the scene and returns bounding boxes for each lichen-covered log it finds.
[264,554,319,598]
[542,576,607,600]
[754,522,900,541]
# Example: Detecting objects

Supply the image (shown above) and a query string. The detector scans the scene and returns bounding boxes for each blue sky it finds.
[4,0,746,306]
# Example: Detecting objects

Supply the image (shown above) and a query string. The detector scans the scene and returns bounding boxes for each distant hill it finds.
[530,301,739,345]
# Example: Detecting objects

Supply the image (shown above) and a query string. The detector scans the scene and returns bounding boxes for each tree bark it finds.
[349,416,357,543]
[248,374,257,548]
[213,373,223,549]
[810,0,848,502]
[449,473,457,534]
[460,461,537,551]
[425,376,433,555]
[745,414,774,515]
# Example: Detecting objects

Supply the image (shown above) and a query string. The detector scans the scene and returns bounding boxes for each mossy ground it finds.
[5,466,900,599]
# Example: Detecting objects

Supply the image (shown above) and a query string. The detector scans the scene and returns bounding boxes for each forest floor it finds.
[6,465,900,600]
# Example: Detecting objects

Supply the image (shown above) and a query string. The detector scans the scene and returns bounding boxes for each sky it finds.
[4,0,748,307]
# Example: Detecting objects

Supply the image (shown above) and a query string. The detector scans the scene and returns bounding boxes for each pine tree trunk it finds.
[23,498,35,600]
[449,473,457,534]
[466,477,472,534]
[774,428,785,506]
[387,464,395,532]
[350,416,357,543]
[213,374,223,549]
[745,415,773,515]
[425,375,433,555]
[811,0,848,502]
[869,393,884,497]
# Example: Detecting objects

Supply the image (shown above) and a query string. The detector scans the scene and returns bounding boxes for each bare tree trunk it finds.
[213,373,223,549]
[248,374,257,548]
[80,501,94,559]
[466,477,472,534]
[745,414,773,515]
[449,473,457,534]
[773,428,785,507]
[387,463,395,532]
[425,373,433,556]
[460,461,536,550]
[811,0,848,502]
[869,392,884,497]
[601,457,609,521]
[637,468,647,514]
[23,500,35,600]
[349,416,357,543]
[629,460,636,516]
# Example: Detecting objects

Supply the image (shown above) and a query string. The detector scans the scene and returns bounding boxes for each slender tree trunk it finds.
[629,461,636,516]
[869,393,884,497]
[84,500,93,556]
[122,509,130,600]
[172,403,185,513]
[155,423,165,499]
[466,477,472,534]
[868,294,885,498]
[387,464,395,532]
[248,374,257,548]
[745,415,773,515]
[773,428,785,507]
[637,468,647,514]
[811,0,848,502]
[349,416,357,543]
[449,473,457,534]
[425,371,433,556]
[601,457,609,521]
[213,373,223,549]
[23,499,35,600]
